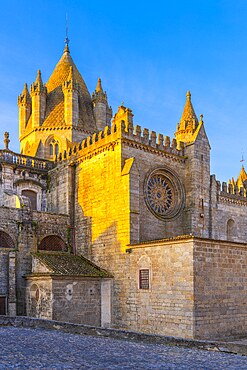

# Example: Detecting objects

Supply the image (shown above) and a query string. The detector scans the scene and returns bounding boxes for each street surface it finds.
[0,327,247,369]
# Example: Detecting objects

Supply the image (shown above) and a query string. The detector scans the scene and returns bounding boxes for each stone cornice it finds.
[121,138,186,163]
[20,126,95,141]
[219,194,247,206]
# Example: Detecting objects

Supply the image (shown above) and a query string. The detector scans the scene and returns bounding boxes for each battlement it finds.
[0,150,54,171]
[213,175,247,200]
[56,120,185,162]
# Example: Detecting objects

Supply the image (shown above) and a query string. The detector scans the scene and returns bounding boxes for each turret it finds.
[62,65,79,126]
[18,83,31,137]
[112,104,133,130]
[92,78,112,131]
[30,70,47,128]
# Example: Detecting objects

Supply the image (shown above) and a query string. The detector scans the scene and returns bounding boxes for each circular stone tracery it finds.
[144,168,184,220]
[147,175,173,215]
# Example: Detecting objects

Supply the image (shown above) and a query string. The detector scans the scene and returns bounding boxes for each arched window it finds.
[227,219,235,240]
[38,235,67,252]
[22,190,37,211]
[48,139,60,158]
[0,231,15,248]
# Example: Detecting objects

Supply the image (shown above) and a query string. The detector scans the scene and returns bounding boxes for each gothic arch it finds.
[0,231,15,248]
[38,235,67,252]
[45,135,61,159]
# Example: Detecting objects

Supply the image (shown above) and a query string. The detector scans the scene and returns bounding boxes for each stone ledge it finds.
[0,316,246,356]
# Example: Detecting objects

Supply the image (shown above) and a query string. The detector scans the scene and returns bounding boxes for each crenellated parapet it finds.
[213,175,247,205]
[56,118,186,163]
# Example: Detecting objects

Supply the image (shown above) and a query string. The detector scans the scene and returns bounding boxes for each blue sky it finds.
[0,0,247,182]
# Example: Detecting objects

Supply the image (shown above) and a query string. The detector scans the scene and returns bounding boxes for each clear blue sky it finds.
[0,0,247,182]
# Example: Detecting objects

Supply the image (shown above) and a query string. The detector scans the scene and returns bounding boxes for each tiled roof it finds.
[43,48,96,130]
[32,252,112,278]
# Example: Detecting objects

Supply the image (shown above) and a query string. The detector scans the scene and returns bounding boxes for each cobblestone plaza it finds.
[0,327,247,369]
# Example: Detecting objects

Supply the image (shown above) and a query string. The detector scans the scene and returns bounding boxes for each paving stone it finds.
[0,327,247,369]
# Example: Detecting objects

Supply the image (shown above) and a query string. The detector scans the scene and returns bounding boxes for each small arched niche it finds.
[227,219,236,241]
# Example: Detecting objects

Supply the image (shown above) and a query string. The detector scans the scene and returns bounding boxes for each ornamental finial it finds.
[186,90,191,100]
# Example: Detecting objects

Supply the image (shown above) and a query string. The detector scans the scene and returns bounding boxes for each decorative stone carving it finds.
[144,167,185,220]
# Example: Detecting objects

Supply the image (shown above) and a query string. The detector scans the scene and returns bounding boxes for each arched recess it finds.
[38,235,67,252]
[227,219,236,241]
[0,231,15,248]
[22,190,37,211]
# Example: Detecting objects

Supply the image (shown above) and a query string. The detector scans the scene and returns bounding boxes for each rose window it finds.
[147,175,173,215]
[144,168,184,220]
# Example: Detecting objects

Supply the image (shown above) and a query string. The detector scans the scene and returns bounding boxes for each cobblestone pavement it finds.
[0,327,247,369]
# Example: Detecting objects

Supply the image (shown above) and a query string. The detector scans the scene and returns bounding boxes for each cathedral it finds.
[0,41,247,340]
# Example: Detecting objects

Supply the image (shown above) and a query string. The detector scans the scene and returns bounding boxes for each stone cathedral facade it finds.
[0,43,247,339]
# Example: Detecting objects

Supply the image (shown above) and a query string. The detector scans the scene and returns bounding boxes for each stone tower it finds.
[175,91,211,238]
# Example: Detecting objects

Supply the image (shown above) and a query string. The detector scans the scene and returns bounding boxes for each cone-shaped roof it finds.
[40,45,96,131]
[95,77,103,93]
[35,70,43,85]
[180,91,198,124]
[46,46,89,96]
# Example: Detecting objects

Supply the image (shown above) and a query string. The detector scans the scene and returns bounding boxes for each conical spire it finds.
[96,78,103,93]
[35,70,43,85]
[180,91,198,125]
[175,91,202,143]
[18,83,31,105]
[23,83,29,95]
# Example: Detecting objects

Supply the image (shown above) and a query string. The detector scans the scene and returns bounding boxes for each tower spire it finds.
[175,91,201,143]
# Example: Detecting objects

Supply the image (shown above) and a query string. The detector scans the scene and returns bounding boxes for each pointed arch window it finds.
[49,139,60,158]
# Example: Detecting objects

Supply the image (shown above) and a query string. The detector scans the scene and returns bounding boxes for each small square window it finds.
[139,269,149,290]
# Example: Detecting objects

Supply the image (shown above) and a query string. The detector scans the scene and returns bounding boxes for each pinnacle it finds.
[186,90,191,99]
[23,83,29,95]
[35,70,43,85]
[180,90,198,124]
[96,78,103,93]
[67,65,74,81]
